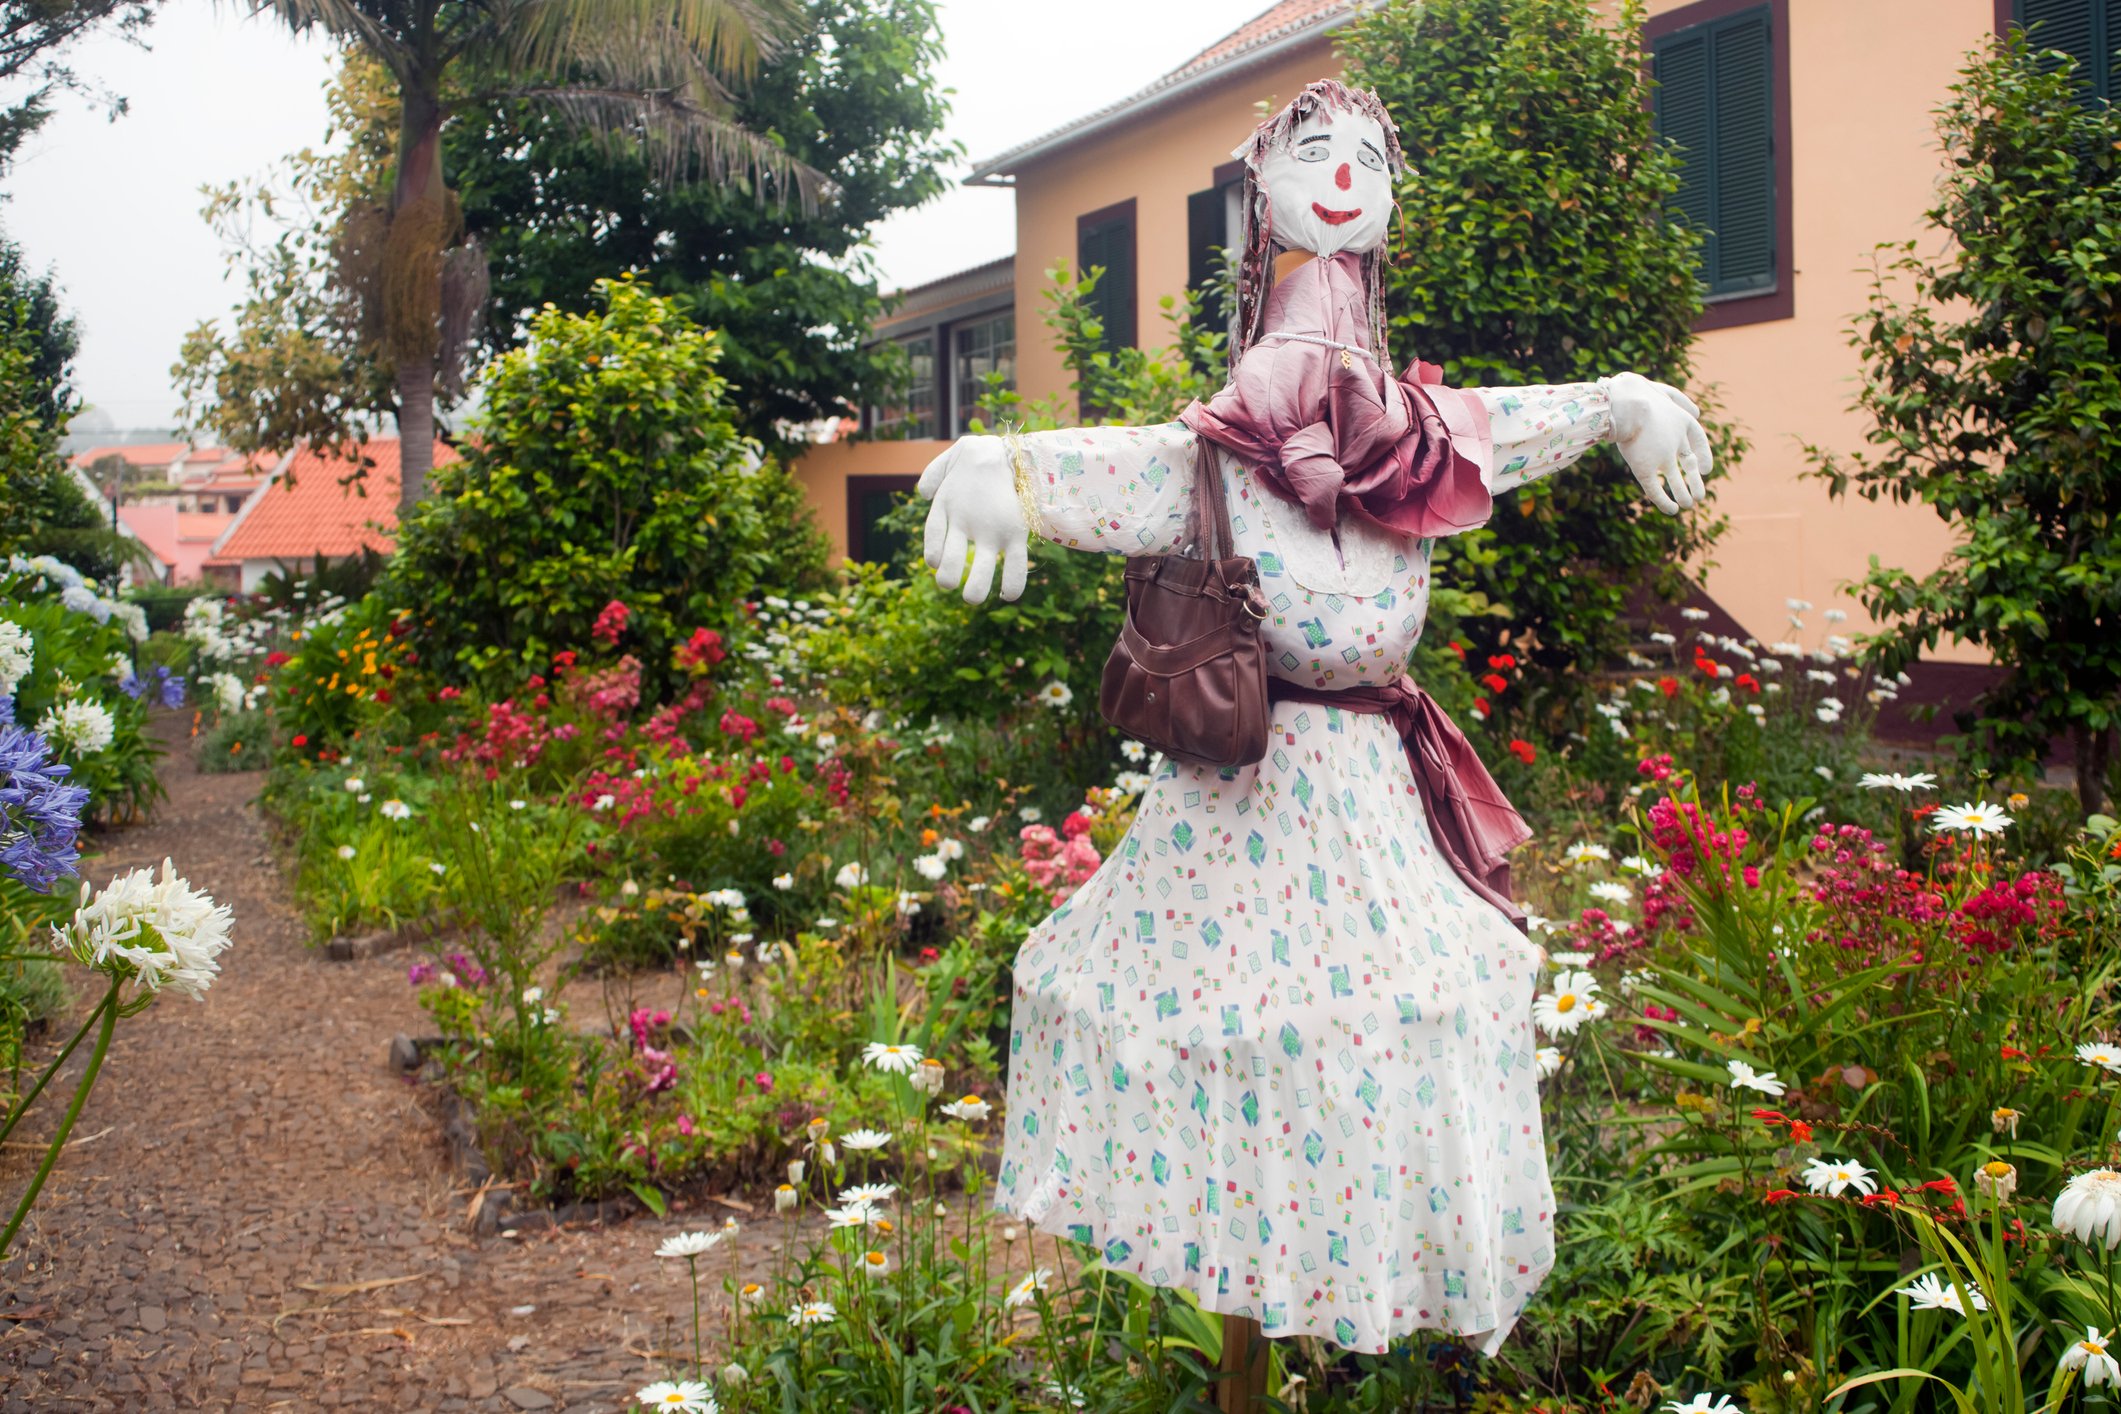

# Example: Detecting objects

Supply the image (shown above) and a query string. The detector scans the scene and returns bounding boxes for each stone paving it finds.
[0,727,789,1410]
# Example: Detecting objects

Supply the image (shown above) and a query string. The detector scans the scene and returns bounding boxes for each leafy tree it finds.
[384,276,830,690]
[1341,0,1735,674]
[190,0,823,513]
[447,0,954,448]
[1807,38,2121,813]
[0,227,128,581]
[0,0,159,172]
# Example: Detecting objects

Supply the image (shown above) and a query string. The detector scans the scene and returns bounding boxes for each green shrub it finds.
[385,276,832,695]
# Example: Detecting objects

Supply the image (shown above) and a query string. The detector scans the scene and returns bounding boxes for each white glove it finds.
[916,434,1032,605]
[1602,371,1711,515]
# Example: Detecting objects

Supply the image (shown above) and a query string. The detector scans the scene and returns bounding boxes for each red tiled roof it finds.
[70,442,198,470]
[116,504,182,567]
[212,438,456,563]
[965,0,1353,181]
[176,513,229,541]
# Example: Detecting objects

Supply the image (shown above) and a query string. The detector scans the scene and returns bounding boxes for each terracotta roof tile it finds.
[213,438,456,563]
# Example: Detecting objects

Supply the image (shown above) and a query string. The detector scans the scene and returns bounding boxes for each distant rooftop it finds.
[965,0,1355,185]
[878,256,1014,333]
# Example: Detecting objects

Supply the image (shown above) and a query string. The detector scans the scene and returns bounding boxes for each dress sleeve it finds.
[1470,382,1614,495]
[1010,422,1200,556]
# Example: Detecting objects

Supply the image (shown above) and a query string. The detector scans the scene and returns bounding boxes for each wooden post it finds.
[1216,1314,1271,1413]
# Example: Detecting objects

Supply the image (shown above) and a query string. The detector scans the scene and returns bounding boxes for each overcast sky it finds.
[3,1,1276,433]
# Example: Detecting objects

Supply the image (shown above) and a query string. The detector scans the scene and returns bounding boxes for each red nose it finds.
[1335,162,1352,191]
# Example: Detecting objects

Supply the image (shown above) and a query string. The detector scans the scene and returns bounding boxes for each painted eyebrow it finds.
[1296,133,1332,146]
[1360,139,1384,160]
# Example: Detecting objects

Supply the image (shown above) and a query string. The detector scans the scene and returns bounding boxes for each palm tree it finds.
[253,0,822,513]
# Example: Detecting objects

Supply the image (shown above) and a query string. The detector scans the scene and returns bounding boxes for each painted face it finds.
[1258,108,1394,258]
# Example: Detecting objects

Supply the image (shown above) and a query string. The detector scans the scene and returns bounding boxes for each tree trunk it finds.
[397,356,436,516]
[2077,722,2115,817]
[391,80,448,517]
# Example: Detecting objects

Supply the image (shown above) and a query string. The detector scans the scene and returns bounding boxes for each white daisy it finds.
[1005,1268,1054,1308]
[787,1301,837,1327]
[2079,1043,2121,1075]
[1857,771,1937,792]
[861,1042,923,1074]
[1531,971,1601,1037]
[2062,1327,2121,1388]
[1895,1271,1987,1314]
[1536,1047,1563,1079]
[1662,1394,1740,1414]
[1562,842,1612,867]
[940,1095,993,1123]
[634,1379,716,1412]
[833,861,868,889]
[838,1128,892,1152]
[772,873,794,890]
[1726,1059,1787,1097]
[655,1231,721,1260]
[1801,1157,1878,1198]
[1932,802,2011,837]
[379,799,412,820]
[2055,1170,2121,1249]
[1034,680,1074,710]
[1587,881,1633,906]
[838,1183,896,1207]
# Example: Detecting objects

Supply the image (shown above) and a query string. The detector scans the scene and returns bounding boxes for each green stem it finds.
[0,975,119,1261]
[0,995,106,1151]
[689,1258,703,1381]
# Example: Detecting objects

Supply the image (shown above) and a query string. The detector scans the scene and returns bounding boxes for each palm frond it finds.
[497,0,806,85]
[247,0,414,76]
[468,83,826,212]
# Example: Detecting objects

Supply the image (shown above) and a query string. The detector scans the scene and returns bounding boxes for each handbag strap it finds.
[1193,448,1237,562]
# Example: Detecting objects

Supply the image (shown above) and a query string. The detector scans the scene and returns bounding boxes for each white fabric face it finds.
[1257,108,1394,258]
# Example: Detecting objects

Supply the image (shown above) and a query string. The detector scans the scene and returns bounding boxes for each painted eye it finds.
[1295,144,1331,163]
[1356,147,1385,173]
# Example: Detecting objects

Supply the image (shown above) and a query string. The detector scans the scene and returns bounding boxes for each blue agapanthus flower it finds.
[120,664,186,710]
[0,723,89,892]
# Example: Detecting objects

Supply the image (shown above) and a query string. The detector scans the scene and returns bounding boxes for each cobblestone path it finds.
[0,729,774,1411]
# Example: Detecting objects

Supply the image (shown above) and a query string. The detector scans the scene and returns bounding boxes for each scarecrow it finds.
[918,79,1712,1406]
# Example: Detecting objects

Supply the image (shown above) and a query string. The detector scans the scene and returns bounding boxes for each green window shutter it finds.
[2013,0,2115,104]
[1078,209,1137,353]
[1653,5,1776,300]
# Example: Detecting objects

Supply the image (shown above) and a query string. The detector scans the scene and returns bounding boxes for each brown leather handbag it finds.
[1098,450,1271,770]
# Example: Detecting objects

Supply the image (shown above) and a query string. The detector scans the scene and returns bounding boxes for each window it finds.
[1652,4,1778,302]
[1187,165,1243,331]
[952,312,1015,435]
[847,475,921,567]
[1076,200,1137,354]
[2011,0,2121,103]
[872,333,936,438]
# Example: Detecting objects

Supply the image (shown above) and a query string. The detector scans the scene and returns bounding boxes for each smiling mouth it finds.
[1311,202,1362,225]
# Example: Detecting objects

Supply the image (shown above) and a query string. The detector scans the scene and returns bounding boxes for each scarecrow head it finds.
[1229,79,1408,368]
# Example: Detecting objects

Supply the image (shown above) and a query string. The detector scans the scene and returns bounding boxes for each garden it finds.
[3,0,2121,1411]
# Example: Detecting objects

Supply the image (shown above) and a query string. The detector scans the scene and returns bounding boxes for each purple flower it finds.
[0,724,89,892]
[406,961,438,986]
[156,666,186,710]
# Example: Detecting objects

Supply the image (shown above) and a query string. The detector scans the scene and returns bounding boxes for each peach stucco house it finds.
[795,0,2104,691]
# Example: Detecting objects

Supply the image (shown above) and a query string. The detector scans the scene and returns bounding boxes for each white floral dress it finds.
[994,383,1613,1355]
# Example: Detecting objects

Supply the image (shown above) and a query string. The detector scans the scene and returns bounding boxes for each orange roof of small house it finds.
[70,442,223,471]
[211,438,456,563]
[965,0,1354,183]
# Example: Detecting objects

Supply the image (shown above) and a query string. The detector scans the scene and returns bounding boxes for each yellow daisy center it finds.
[2088,1341,2108,1357]
[1556,994,1578,1013]
[1982,1161,2012,1178]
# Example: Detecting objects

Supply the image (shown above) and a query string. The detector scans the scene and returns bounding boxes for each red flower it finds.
[1859,1189,1903,1208]
[1479,672,1509,694]
[1788,1120,1815,1144]
[1471,697,1490,718]
[438,685,462,701]
[1735,673,1760,694]
[591,599,630,646]
[1062,811,1094,839]
[2000,1044,2028,1059]
[1918,1178,1958,1196]
[1751,1109,1789,1127]
[1657,677,1679,699]
[552,650,577,669]
[291,734,308,747]
[1448,641,1467,661]
[1486,654,1517,671]
[1507,739,1536,765]
[264,650,291,668]
[1762,1189,1799,1205]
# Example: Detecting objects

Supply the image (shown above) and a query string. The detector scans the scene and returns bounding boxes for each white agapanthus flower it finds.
[207,672,244,713]
[0,620,33,697]
[2054,1170,2121,1249]
[38,699,115,755]
[52,859,235,1001]
[2062,1327,2121,1388]
[109,601,149,644]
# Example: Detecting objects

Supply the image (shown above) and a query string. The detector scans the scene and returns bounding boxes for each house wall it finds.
[1643,0,1996,658]
[803,2,2005,660]
[1006,43,1337,415]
